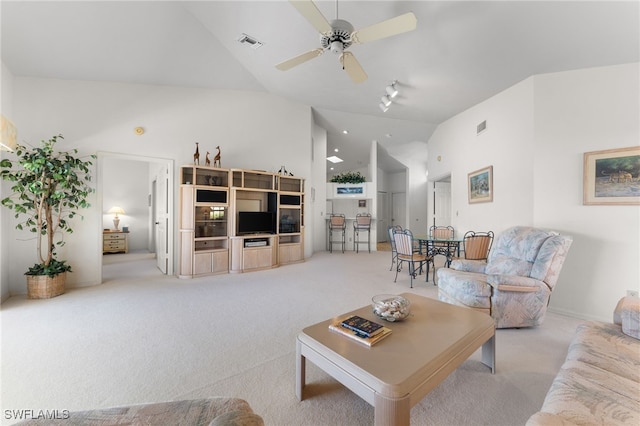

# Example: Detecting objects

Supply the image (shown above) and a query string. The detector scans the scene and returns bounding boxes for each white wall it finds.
[3,77,313,295]
[532,63,640,321]
[0,62,15,302]
[427,63,640,322]
[311,122,327,254]
[427,77,535,234]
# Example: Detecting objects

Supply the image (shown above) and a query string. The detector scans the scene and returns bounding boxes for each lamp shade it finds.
[108,206,125,216]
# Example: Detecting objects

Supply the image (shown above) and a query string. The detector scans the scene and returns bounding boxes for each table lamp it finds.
[108,206,125,230]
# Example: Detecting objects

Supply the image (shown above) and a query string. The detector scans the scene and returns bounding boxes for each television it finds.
[237,211,276,235]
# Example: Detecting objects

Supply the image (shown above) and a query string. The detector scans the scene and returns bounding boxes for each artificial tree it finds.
[0,134,94,298]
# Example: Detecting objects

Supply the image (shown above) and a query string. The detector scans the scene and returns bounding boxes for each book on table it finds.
[340,315,384,337]
[329,319,392,347]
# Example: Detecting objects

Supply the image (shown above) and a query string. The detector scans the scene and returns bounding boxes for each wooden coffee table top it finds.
[299,293,495,399]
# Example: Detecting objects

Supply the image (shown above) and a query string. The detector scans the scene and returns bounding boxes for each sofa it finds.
[13,398,264,426]
[527,296,640,425]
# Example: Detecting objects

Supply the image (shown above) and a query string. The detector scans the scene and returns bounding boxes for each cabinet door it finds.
[243,247,272,270]
[194,252,212,275]
[279,244,303,264]
[212,251,229,273]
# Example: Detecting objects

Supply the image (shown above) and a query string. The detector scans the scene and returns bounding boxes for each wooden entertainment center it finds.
[178,165,304,278]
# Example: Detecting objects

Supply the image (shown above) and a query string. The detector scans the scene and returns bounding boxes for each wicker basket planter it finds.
[27,272,66,299]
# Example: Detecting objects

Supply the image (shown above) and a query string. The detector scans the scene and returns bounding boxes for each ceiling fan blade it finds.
[351,12,417,44]
[276,48,324,71]
[340,52,367,84]
[289,0,332,34]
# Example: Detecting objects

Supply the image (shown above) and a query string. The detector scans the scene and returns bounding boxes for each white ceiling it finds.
[2,1,638,175]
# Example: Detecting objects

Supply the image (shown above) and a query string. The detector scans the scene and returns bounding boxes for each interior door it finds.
[434,181,452,227]
[391,192,406,230]
[376,191,388,242]
[155,165,168,274]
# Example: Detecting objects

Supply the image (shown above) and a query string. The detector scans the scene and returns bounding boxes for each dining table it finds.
[413,235,463,267]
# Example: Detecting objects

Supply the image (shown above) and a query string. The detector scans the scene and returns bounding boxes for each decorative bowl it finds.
[372,294,411,322]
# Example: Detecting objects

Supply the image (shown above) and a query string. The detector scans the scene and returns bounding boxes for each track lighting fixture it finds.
[386,81,399,98]
[377,80,399,112]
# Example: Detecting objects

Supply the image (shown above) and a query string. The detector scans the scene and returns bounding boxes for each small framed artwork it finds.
[468,165,493,204]
[583,146,640,205]
[358,200,367,208]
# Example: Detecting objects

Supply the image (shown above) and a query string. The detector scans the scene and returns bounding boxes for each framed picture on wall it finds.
[583,146,640,205]
[468,165,493,204]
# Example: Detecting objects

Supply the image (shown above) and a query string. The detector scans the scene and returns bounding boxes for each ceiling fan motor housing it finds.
[321,19,354,54]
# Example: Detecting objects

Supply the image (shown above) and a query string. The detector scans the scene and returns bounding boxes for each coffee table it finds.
[296,293,495,426]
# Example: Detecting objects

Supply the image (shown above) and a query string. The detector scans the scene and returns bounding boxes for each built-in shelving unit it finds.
[179,166,230,278]
[179,165,304,278]
[277,176,304,265]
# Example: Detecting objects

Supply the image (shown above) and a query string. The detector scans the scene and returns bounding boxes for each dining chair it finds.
[353,213,372,253]
[393,228,429,288]
[328,214,346,253]
[429,225,456,266]
[387,225,403,270]
[460,230,494,261]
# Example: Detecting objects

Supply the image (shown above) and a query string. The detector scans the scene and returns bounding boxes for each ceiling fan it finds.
[276,0,417,83]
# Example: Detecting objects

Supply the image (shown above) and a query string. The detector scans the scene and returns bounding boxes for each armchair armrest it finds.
[450,259,487,273]
[487,274,546,293]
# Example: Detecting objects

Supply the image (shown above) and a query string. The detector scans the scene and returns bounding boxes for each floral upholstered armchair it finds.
[437,226,573,328]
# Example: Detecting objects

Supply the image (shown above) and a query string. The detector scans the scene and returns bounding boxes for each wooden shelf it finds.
[180,166,304,277]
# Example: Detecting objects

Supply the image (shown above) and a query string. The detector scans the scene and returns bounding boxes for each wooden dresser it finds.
[103,230,129,254]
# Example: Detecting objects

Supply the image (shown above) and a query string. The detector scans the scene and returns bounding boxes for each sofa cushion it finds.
[539,358,640,425]
[567,321,640,382]
[209,411,264,426]
[13,398,262,426]
[529,321,640,426]
[613,296,640,340]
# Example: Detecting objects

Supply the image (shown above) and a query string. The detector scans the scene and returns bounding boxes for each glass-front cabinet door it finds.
[194,206,228,240]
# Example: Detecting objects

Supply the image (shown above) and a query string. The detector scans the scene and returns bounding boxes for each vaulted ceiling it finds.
[2,1,638,174]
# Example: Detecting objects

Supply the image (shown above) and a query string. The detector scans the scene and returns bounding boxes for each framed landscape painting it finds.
[583,146,640,205]
[468,165,493,204]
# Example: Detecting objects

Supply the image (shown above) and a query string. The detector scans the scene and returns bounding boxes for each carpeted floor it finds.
[0,251,584,425]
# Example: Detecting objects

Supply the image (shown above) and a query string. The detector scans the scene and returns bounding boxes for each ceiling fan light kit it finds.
[276,0,417,84]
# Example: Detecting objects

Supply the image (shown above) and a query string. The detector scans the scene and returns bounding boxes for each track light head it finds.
[379,102,389,112]
[381,95,392,107]
[386,81,399,98]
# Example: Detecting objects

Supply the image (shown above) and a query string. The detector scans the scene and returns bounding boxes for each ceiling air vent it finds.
[237,33,263,50]
[477,120,487,135]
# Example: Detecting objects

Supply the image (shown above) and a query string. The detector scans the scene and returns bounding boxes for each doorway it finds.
[433,176,452,227]
[391,192,407,230]
[98,152,174,281]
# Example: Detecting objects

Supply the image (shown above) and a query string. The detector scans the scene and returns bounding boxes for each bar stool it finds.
[328,214,346,253]
[353,213,372,253]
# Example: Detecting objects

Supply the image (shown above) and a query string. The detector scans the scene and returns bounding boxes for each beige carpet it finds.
[1,251,584,425]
